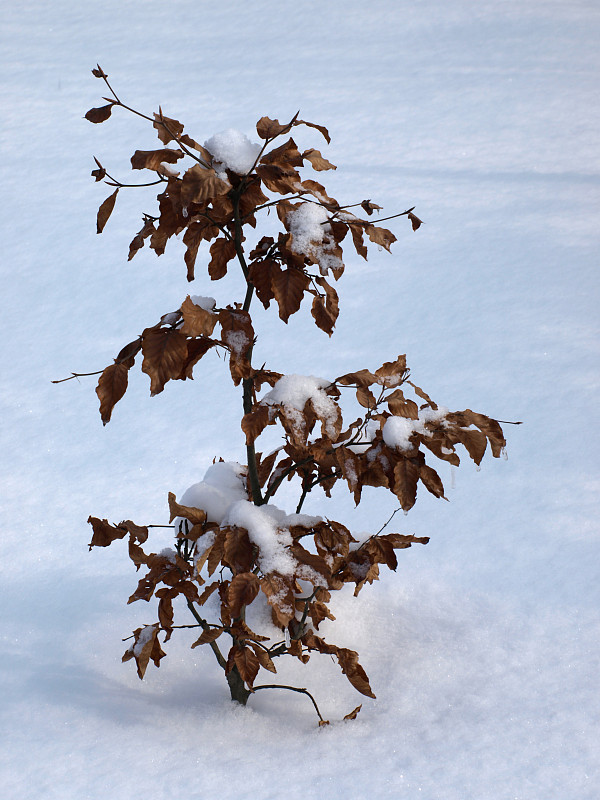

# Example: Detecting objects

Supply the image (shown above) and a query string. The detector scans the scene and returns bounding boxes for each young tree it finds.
[64,67,508,724]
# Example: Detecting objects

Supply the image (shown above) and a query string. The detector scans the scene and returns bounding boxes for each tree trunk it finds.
[226,665,251,705]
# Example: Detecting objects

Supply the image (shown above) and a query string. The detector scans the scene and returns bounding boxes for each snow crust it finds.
[223,499,296,575]
[381,406,447,452]
[263,374,338,437]
[287,202,344,276]
[178,462,247,525]
[179,462,324,578]
[189,295,216,311]
[132,624,156,656]
[203,129,261,177]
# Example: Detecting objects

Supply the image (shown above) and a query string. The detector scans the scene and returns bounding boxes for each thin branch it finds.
[95,67,207,166]
[252,684,327,724]
[52,369,108,384]
[186,601,227,670]
[374,507,402,536]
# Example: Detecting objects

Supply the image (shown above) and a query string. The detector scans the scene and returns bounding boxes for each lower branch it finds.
[253,684,327,724]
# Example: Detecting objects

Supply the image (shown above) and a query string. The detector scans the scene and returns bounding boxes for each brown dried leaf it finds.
[206,531,226,577]
[379,532,430,548]
[179,135,213,163]
[393,458,420,511]
[96,189,118,234]
[356,385,376,409]
[290,542,332,584]
[130,148,184,172]
[248,259,277,309]
[260,574,295,628]
[419,464,447,499]
[167,492,207,526]
[191,627,224,648]
[249,643,277,673]
[239,180,270,219]
[180,296,218,337]
[451,426,488,465]
[233,646,260,686]
[241,404,271,445]
[456,410,506,457]
[295,118,331,143]
[128,218,156,261]
[224,529,255,574]
[208,237,237,281]
[408,211,423,231]
[141,329,188,396]
[124,625,166,680]
[96,362,129,425]
[227,572,260,617]
[344,704,362,720]
[179,337,217,380]
[387,389,419,420]
[219,307,254,385]
[336,648,376,698]
[255,164,300,195]
[348,222,368,260]
[375,355,408,388]
[302,148,336,171]
[311,295,336,337]
[153,111,184,145]
[197,581,220,605]
[181,164,230,206]
[256,116,294,140]
[87,516,128,549]
[361,200,382,216]
[182,220,220,281]
[85,103,115,124]
[335,369,378,388]
[272,267,310,323]
[407,380,438,409]
[261,138,304,169]
[365,224,396,252]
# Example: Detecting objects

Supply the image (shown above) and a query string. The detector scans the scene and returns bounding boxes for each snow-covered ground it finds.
[1,1,598,798]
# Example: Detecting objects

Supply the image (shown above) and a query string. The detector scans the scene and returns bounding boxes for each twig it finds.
[253,684,327,724]
[186,601,227,670]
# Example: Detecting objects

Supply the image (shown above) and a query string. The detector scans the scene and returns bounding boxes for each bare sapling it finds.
[59,66,510,725]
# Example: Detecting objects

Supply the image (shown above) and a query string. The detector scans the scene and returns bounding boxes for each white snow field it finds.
[1,1,598,798]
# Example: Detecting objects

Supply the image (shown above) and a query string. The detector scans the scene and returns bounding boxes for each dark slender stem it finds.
[292,589,317,640]
[97,68,207,167]
[296,484,309,514]
[253,684,326,724]
[186,601,227,670]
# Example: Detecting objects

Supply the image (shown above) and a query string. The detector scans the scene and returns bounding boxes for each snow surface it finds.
[1,1,599,798]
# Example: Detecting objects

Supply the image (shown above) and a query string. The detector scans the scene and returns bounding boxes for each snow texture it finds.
[382,406,448,451]
[178,461,247,525]
[1,1,599,798]
[189,294,216,311]
[263,374,338,437]
[204,129,261,177]
[287,202,344,275]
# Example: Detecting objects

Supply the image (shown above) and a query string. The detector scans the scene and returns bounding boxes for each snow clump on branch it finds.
[204,129,261,177]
